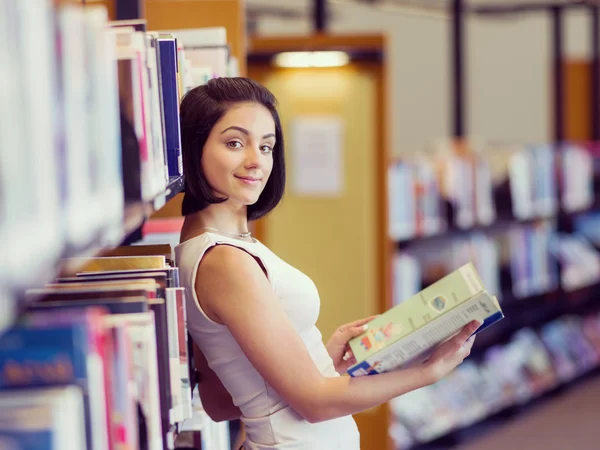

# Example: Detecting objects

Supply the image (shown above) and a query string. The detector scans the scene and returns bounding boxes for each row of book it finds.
[393,217,600,305]
[389,140,597,241]
[0,247,197,450]
[0,0,240,333]
[389,312,600,449]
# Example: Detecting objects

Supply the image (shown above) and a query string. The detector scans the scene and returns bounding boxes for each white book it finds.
[146,34,170,190]
[475,157,496,225]
[84,7,126,246]
[59,6,99,247]
[116,30,154,202]
[104,312,164,450]
[131,31,162,198]
[562,145,594,212]
[0,0,63,290]
[0,387,87,450]
[509,149,534,220]
[163,28,229,78]
[165,288,184,423]
[162,27,227,47]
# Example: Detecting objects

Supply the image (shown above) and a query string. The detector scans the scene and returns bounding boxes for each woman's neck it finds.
[181,204,250,242]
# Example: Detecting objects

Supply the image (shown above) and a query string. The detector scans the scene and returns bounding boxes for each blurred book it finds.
[389,315,600,448]
[549,233,600,292]
[0,387,86,450]
[161,27,230,79]
[561,144,594,213]
[508,221,558,299]
[0,309,112,450]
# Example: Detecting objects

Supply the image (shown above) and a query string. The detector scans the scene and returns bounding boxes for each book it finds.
[100,244,174,262]
[103,313,163,450]
[347,262,503,377]
[0,387,87,450]
[157,36,183,177]
[0,309,112,450]
[63,255,167,275]
[104,318,140,450]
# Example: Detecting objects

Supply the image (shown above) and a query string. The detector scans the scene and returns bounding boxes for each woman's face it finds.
[201,101,276,207]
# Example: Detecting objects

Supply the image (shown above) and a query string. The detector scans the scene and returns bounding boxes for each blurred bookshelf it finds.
[0,0,243,449]
[386,140,600,449]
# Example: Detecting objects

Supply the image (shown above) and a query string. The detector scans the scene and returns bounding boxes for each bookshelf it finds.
[384,1,600,449]
[386,143,600,449]
[0,1,236,449]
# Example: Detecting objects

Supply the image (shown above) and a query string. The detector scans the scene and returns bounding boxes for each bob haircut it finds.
[179,77,286,220]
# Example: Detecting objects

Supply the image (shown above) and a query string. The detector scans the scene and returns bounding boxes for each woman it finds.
[175,77,478,450]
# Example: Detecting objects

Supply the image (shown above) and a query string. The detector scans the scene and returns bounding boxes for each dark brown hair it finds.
[180,77,285,220]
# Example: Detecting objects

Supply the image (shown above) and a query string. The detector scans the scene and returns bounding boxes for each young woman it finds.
[175,77,478,450]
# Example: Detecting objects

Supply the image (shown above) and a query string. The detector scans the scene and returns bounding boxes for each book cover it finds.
[348,263,503,377]
[157,37,183,177]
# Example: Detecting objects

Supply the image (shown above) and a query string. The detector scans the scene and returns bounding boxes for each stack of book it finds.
[159,27,239,84]
[0,0,248,335]
[393,233,501,306]
[0,1,201,320]
[0,245,193,450]
[388,140,598,242]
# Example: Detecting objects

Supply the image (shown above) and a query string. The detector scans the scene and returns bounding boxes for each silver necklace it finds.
[199,227,252,239]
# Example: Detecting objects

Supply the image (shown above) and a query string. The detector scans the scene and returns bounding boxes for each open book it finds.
[347,262,504,377]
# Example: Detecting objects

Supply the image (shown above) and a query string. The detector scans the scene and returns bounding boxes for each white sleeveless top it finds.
[175,232,361,450]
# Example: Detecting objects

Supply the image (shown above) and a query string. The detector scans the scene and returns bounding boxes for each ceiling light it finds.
[273,51,350,68]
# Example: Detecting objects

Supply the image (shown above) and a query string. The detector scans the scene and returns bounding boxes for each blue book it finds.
[0,313,110,450]
[0,431,52,450]
[157,37,183,177]
[0,386,86,450]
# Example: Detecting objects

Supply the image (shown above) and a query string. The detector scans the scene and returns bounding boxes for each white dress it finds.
[175,232,361,450]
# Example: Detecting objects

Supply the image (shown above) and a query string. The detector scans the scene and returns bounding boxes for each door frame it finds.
[248,33,393,450]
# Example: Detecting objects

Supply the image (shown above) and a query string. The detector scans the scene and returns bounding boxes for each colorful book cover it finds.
[348,263,503,377]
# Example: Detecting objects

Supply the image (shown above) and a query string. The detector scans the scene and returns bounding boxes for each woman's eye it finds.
[261,145,273,153]
[227,141,242,149]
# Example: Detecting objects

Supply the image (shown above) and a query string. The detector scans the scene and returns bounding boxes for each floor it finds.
[455,375,600,450]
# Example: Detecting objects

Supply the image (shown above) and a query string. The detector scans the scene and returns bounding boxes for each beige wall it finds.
[252,2,595,153]
[254,65,380,339]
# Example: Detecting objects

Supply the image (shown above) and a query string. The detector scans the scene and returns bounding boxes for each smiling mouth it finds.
[235,176,261,182]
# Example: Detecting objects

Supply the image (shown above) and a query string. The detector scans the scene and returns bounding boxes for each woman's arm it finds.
[196,245,478,424]
[193,342,241,422]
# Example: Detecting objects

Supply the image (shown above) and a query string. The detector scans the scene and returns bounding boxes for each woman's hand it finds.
[326,316,378,374]
[421,320,480,385]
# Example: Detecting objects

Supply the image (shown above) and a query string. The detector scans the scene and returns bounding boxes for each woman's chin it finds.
[229,195,261,207]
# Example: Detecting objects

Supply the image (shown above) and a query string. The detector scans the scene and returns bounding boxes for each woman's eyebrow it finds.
[221,126,275,140]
